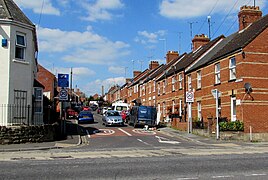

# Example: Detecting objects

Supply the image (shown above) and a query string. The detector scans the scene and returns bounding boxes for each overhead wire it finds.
[225,0,253,34]
[37,0,45,29]
[197,0,220,36]
[212,0,240,37]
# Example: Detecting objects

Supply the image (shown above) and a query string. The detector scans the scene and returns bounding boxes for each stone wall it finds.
[0,123,61,144]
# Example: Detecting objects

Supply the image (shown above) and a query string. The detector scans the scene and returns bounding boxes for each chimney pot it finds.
[238,5,262,31]
[166,51,179,64]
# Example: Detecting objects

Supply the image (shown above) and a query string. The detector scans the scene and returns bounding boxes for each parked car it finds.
[77,111,94,124]
[66,107,78,119]
[82,106,92,111]
[102,110,124,126]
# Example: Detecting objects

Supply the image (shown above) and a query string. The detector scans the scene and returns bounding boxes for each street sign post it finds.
[186,91,194,133]
[59,88,68,101]
[58,74,69,88]
[211,89,221,140]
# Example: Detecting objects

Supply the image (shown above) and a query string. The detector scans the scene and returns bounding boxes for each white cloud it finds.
[14,0,60,15]
[53,67,95,78]
[159,0,266,19]
[108,66,125,75]
[80,0,124,22]
[37,27,130,65]
[135,30,166,45]
[83,77,126,95]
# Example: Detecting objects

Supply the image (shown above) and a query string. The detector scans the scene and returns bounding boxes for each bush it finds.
[219,121,244,131]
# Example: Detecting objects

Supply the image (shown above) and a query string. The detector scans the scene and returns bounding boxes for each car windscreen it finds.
[107,111,120,116]
[138,107,153,119]
[80,111,91,116]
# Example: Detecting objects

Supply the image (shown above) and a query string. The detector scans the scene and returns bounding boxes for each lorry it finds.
[111,101,130,113]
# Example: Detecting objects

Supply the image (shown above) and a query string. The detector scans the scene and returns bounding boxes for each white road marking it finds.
[118,128,132,136]
[177,178,199,180]
[212,175,234,178]
[245,173,267,176]
[94,129,115,136]
[137,138,150,145]
[155,136,181,144]
[132,129,156,135]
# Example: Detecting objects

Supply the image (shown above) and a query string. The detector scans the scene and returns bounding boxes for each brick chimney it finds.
[166,51,179,64]
[192,34,210,51]
[238,5,262,31]
[133,71,141,78]
[149,61,159,70]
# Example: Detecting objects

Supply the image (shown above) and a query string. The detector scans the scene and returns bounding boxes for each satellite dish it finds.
[244,83,252,93]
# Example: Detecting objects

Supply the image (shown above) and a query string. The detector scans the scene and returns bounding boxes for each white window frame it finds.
[163,80,166,94]
[158,82,160,95]
[187,74,192,91]
[229,57,236,80]
[179,73,183,89]
[215,63,221,84]
[172,76,176,91]
[15,33,26,60]
[153,81,156,92]
[197,71,201,89]
[163,102,166,117]
[179,99,182,116]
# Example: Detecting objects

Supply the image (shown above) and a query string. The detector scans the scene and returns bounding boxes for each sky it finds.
[14,0,268,96]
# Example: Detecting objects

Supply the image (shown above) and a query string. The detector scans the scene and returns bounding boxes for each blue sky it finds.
[14,0,268,96]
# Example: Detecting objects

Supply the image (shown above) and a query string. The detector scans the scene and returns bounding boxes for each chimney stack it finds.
[192,34,210,51]
[149,61,159,70]
[238,5,262,31]
[166,51,179,64]
[133,71,141,78]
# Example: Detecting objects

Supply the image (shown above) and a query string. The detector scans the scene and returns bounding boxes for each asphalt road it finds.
[0,153,268,179]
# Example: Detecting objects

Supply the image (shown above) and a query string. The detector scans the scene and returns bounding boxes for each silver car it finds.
[102,110,124,126]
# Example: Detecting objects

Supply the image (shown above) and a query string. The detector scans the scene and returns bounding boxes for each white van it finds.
[111,102,130,113]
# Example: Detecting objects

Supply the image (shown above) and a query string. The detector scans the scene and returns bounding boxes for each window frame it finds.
[15,33,26,60]
[197,70,201,89]
[179,73,183,90]
[215,63,221,85]
[172,76,176,91]
[187,74,192,91]
[229,57,236,80]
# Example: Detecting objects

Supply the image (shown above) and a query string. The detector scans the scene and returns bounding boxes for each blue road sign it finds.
[58,74,69,88]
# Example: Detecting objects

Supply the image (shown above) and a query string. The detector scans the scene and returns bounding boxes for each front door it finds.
[231,97,236,122]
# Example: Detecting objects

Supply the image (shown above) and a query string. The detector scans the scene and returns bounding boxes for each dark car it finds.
[77,111,94,124]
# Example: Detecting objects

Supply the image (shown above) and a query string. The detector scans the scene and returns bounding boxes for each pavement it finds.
[0,126,268,152]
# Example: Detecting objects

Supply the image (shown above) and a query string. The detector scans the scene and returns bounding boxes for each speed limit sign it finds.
[59,89,68,101]
[186,91,194,103]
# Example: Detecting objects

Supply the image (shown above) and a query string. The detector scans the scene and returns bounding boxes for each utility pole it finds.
[70,67,73,102]
[208,16,211,39]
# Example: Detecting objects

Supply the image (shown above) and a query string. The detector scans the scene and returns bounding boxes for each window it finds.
[163,80,166,94]
[197,71,201,89]
[153,81,156,92]
[215,63,221,84]
[197,101,202,120]
[172,76,176,91]
[229,57,236,80]
[15,34,26,60]
[179,73,183,89]
[231,97,236,122]
[172,100,175,113]
[187,74,192,90]
[179,99,182,116]
[158,82,160,95]
[163,102,166,117]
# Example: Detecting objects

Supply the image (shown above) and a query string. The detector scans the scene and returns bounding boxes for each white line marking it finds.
[155,136,180,144]
[245,174,267,176]
[212,175,234,178]
[118,128,132,136]
[137,139,150,145]
[177,178,199,180]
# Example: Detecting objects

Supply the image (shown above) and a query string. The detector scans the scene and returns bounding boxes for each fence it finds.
[0,104,43,126]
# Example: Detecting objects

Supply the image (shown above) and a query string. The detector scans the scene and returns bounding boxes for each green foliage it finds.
[219,121,244,131]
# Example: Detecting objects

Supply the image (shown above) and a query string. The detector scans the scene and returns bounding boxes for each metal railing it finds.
[0,104,44,126]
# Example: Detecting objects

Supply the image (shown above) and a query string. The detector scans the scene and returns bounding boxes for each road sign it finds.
[186,91,194,103]
[59,89,68,101]
[58,74,69,88]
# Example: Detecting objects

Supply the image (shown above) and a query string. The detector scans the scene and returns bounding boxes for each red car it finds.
[82,106,92,111]
[66,108,78,119]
